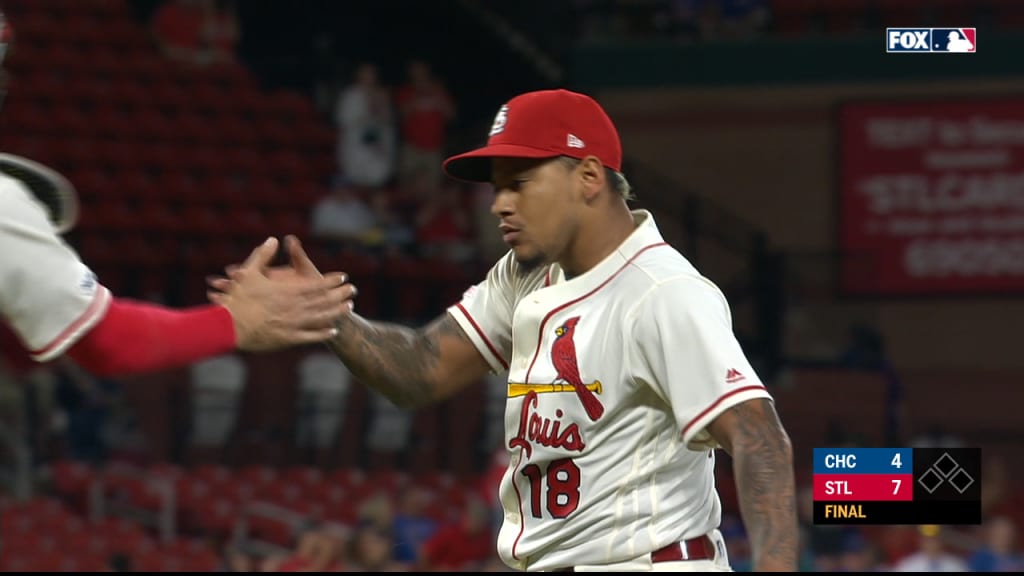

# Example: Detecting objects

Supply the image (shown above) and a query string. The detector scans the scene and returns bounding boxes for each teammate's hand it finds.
[206,237,356,351]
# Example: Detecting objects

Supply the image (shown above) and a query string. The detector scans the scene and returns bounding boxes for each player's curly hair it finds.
[559,156,635,202]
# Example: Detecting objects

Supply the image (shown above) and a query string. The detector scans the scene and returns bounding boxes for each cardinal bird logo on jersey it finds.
[551,316,605,421]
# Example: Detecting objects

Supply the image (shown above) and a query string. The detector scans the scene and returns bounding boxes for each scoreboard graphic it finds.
[813,447,981,525]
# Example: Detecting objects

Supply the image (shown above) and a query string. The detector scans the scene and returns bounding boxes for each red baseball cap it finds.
[443,89,622,183]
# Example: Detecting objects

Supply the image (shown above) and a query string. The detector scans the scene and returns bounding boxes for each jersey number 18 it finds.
[521,458,581,518]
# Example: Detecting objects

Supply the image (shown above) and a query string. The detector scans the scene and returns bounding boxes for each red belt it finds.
[553,535,715,571]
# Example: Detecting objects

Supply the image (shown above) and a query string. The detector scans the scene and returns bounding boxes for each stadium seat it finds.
[210,115,259,148]
[135,142,179,175]
[174,113,218,146]
[819,0,870,34]
[221,147,264,180]
[294,353,353,455]
[876,0,930,27]
[190,82,235,116]
[148,82,192,116]
[237,465,279,492]
[89,106,137,142]
[769,0,822,36]
[188,357,248,451]
[50,459,97,506]
[111,168,162,204]
[133,110,176,144]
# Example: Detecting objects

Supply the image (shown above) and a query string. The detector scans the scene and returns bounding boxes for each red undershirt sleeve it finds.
[66,298,237,377]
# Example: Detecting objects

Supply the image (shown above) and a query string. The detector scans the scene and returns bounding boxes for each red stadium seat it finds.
[133,110,176,144]
[89,106,137,142]
[174,114,218,146]
[111,169,162,203]
[50,459,96,503]
[148,82,192,115]
[190,82,235,116]
[95,140,143,174]
[769,0,821,36]
[211,115,259,148]
[138,203,185,235]
[222,147,264,180]
[135,142,180,175]
[271,209,310,238]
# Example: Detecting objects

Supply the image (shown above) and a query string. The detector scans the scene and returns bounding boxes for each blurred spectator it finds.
[981,456,1012,519]
[395,59,455,188]
[106,552,133,572]
[968,516,1024,572]
[839,323,886,370]
[349,525,401,571]
[363,192,415,258]
[220,543,256,572]
[310,176,376,250]
[415,182,475,263]
[150,0,240,67]
[666,0,719,41]
[334,62,397,188]
[838,531,885,572]
[910,425,966,449]
[202,0,240,66]
[717,0,770,39]
[52,356,120,465]
[419,494,495,571]
[477,445,508,541]
[469,180,509,265]
[391,485,439,567]
[151,0,204,64]
[275,527,347,572]
[891,525,968,572]
[875,525,919,568]
[720,515,752,571]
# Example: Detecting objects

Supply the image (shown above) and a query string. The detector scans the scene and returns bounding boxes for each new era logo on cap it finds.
[442,89,622,183]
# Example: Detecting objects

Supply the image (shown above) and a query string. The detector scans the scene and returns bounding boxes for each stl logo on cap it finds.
[489,104,509,136]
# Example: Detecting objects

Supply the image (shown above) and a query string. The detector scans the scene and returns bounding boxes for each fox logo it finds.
[551,316,604,421]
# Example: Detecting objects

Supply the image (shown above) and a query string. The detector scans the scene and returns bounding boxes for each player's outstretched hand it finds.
[206,236,357,351]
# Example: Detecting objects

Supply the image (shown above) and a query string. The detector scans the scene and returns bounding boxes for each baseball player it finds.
[0,11,353,377]
[211,89,798,571]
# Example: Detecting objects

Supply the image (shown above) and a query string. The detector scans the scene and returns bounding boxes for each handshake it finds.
[205,234,358,351]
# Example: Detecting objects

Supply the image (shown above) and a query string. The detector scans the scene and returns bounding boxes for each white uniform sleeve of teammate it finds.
[628,275,773,449]
[445,252,514,374]
[0,179,111,362]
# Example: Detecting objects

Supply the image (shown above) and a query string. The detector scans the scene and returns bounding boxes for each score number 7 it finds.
[891,452,904,495]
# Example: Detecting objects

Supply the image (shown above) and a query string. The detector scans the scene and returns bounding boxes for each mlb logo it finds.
[931,28,976,52]
[886,28,976,53]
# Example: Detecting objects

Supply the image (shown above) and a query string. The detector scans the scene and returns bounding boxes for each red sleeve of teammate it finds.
[66,298,237,377]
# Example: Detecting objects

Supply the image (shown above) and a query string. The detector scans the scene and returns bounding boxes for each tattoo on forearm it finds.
[325,313,467,408]
[730,399,798,571]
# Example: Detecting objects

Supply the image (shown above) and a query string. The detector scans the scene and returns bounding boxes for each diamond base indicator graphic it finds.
[812,447,981,525]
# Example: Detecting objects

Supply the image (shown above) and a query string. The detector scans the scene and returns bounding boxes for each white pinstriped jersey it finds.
[448,210,772,571]
[0,174,110,362]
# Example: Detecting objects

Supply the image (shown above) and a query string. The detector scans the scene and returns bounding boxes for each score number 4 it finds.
[892,452,904,495]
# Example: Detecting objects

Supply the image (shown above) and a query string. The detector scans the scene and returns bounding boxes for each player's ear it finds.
[578,155,605,202]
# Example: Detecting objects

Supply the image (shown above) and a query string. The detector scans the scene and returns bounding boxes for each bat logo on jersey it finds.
[505,316,606,419]
[550,316,605,421]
